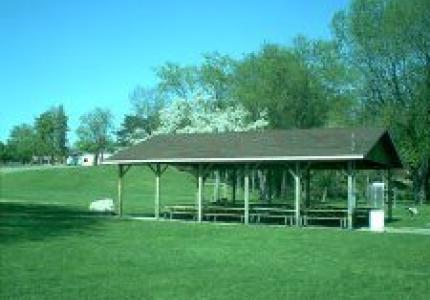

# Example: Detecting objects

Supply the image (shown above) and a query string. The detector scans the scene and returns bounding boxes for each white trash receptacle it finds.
[369,209,385,232]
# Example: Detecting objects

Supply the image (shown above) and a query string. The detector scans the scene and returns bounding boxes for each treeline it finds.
[0,0,428,202]
[0,105,67,164]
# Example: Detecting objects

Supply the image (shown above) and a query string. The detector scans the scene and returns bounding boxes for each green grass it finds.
[0,165,200,214]
[1,166,430,299]
[1,202,430,300]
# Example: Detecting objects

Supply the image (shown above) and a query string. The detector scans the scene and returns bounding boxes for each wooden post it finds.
[244,165,250,225]
[198,165,203,222]
[267,169,272,203]
[214,170,220,202]
[293,163,301,227]
[117,165,124,217]
[347,161,356,229]
[155,164,160,219]
[387,168,393,221]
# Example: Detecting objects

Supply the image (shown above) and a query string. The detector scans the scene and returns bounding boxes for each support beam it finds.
[214,170,220,202]
[155,164,161,219]
[347,161,356,229]
[198,165,203,222]
[291,163,301,227]
[387,168,393,221]
[223,171,228,199]
[244,165,250,225]
[251,169,255,194]
[117,165,124,217]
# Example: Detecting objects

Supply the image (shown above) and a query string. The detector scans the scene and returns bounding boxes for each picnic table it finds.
[250,207,296,226]
[302,208,348,228]
[163,205,197,220]
[203,206,244,222]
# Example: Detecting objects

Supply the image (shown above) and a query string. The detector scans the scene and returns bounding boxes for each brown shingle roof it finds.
[106,128,402,168]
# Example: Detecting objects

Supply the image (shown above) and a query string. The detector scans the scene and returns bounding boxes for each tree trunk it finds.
[412,159,429,205]
[94,152,99,166]
[257,170,269,203]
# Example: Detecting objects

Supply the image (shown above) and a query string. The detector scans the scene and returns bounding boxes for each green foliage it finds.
[7,124,36,163]
[0,141,8,162]
[293,36,359,127]
[333,0,430,202]
[116,114,154,146]
[156,62,199,99]
[232,44,329,129]
[33,105,69,162]
[76,108,114,164]
[198,52,235,103]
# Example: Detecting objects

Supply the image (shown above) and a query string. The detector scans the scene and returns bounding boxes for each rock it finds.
[89,198,115,213]
[407,207,418,216]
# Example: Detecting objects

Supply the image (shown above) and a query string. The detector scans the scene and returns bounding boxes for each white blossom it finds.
[153,96,268,135]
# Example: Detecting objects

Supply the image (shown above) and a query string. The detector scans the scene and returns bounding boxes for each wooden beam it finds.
[197,164,203,222]
[214,170,220,202]
[244,165,250,225]
[232,168,237,204]
[347,161,356,229]
[292,163,301,227]
[155,164,161,219]
[387,168,393,221]
[118,165,124,217]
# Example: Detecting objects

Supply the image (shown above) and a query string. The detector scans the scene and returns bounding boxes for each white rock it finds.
[407,207,418,216]
[89,198,115,213]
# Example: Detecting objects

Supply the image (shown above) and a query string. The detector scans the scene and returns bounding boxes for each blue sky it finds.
[0,0,349,143]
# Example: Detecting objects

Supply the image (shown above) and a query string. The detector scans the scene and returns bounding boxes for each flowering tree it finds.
[153,96,268,135]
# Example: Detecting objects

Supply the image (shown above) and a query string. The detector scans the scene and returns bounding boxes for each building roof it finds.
[106,128,402,169]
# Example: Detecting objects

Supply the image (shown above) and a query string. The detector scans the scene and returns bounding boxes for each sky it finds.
[0,0,350,144]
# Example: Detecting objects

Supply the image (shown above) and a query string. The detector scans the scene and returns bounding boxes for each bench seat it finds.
[302,215,347,228]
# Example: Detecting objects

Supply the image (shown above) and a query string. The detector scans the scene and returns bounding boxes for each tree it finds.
[333,0,430,203]
[156,62,199,99]
[116,114,151,146]
[292,36,359,127]
[198,52,235,104]
[76,108,114,165]
[7,124,36,163]
[34,110,56,162]
[53,105,68,162]
[155,54,235,106]
[34,105,68,163]
[0,141,11,163]
[232,44,329,129]
[154,96,268,135]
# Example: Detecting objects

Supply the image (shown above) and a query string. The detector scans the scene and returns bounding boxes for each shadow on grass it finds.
[0,202,111,244]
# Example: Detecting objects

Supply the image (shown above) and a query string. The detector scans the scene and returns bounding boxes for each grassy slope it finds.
[1,166,428,226]
[0,166,200,214]
[1,166,430,299]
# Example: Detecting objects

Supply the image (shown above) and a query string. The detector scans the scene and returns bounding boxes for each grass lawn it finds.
[1,166,430,299]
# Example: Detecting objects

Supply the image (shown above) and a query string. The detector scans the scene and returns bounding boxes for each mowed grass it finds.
[0,165,200,214]
[1,166,430,299]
